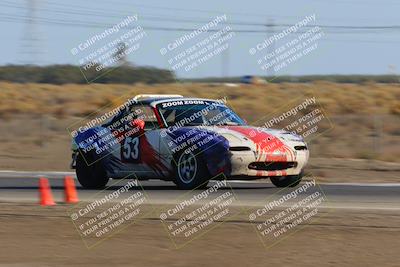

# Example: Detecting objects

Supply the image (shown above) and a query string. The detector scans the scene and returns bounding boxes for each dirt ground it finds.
[0,203,399,267]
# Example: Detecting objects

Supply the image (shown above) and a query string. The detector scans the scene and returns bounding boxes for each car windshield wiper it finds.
[183,123,204,126]
[218,122,240,126]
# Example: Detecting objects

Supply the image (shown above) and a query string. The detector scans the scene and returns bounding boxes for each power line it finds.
[0,2,267,27]
[0,19,394,37]
[44,0,290,19]
[1,1,270,26]
[2,1,400,31]
[43,0,400,24]
[1,12,399,37]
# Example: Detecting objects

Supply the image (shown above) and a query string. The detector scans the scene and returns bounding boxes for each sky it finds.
[1,0,400,78]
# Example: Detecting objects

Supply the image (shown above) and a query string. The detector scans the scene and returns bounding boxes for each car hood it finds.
[183,125,305,162]
[196,125,303,146]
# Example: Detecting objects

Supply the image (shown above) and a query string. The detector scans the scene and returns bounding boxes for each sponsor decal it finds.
[222,126,295,162]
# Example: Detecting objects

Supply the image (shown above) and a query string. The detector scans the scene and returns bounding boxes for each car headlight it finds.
[71,139,78,151]
[280,133,304,142]
[221,133,243,144]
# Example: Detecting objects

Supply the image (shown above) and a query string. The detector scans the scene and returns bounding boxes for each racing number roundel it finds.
[121,137,140,162]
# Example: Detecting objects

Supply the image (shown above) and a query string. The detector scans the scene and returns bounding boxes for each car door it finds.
[117,104,166,179]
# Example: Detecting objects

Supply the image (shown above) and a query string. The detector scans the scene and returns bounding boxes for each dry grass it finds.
[0,81,399,118]
[0,81,399,170]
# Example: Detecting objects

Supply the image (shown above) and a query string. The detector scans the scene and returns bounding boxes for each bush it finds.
[185,75,400,84]
[0,65,175,84]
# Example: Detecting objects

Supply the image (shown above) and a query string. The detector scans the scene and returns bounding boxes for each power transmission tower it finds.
[20,0,44,65]
[221,33,230,77]
[266,18,275,78]
[113,42,130,66]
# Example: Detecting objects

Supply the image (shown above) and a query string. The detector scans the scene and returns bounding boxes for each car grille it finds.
[248,162,297,171]
[229,146,251,151]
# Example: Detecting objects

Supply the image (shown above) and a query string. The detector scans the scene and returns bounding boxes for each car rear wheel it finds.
[76,153,109,189]
[173,151,210,190]
[270,172,303,188]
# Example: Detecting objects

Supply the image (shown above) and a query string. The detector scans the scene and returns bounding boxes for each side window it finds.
[161,109,176,126]
[130,105,159,130]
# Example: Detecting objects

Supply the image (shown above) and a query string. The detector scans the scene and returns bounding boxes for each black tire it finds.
[172,151,210,190]
[76,153,109,189]
[270,172,303,188]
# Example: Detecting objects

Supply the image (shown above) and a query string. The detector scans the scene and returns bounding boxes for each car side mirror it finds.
[130,118,145,131]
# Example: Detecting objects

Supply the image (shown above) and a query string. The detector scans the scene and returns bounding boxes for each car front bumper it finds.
[70,151,77,169]
[229,149,309,177]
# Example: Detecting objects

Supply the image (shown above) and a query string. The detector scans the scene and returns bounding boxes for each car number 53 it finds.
[122,137,140,161]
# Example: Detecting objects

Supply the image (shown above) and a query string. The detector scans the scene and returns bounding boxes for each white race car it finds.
[71,94,309,189]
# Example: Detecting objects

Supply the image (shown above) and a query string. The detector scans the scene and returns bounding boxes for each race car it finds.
[71,94,309,190]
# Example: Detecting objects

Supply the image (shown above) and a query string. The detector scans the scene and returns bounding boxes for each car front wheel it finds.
[173,151,210,190]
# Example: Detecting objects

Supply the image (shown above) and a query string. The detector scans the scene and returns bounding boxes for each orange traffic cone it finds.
[39,177,56,206]
[64,176,79,203]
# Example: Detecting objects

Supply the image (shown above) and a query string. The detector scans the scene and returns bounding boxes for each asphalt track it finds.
[0,171,399,210]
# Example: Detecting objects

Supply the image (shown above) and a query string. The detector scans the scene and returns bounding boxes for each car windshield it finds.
[157,100,246,127]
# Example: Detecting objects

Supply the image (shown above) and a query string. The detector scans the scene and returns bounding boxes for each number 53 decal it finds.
[121,137,140,162]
